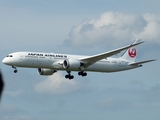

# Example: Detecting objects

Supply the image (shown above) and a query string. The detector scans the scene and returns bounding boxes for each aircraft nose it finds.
[2,58,7,64]
[2,54,16,65]
[2,58,12,65]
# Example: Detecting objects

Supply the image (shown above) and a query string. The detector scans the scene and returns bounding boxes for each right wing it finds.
[80,41,144,68]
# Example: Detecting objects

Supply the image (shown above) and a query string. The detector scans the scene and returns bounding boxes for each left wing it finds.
[128,59,156,66]
[80,41,144,68]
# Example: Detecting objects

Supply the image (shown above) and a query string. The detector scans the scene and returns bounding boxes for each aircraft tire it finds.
[65,75,69,78]
[14,70,18,73]
[78,72,82,76]
[69,75,74,79]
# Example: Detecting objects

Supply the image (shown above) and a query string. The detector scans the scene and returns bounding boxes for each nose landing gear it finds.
[12,66,18,73]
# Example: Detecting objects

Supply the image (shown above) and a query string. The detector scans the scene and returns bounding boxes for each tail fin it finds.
[121,39,142,62]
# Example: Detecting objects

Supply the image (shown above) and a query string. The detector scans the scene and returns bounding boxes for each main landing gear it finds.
[65,71,87,80]
[65,71,74,80]
[78,71,87,77]
[12,66,18,73]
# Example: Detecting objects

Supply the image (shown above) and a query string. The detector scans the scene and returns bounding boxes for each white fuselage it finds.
[2,52,138,73]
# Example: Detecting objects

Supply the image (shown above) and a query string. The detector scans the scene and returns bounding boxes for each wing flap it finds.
[80,41,144,68]
[129,59,156,66]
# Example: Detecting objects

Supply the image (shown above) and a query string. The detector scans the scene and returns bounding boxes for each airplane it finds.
[2,39,156,79]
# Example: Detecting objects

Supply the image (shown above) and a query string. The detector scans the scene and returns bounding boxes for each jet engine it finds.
[38,68,56,75]
[63,59,81,69]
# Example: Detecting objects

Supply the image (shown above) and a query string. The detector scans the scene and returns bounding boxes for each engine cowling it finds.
[38,68,56,75]
[63,59,81,69]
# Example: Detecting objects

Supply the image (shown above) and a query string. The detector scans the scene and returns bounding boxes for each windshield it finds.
[6,55,13,57]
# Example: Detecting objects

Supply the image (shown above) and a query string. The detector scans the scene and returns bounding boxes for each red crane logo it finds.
[128,48,136,58]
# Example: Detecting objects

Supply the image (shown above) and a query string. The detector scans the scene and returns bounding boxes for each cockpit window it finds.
[6,55,13,57]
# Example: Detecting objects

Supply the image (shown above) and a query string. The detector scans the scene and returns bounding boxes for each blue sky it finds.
[0,0,160,120]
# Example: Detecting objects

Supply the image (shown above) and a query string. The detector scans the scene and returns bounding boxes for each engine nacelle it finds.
[38,68,56,75]
[63,59,81,69]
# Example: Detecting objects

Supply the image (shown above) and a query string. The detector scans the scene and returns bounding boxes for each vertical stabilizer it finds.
[121,39,142,62]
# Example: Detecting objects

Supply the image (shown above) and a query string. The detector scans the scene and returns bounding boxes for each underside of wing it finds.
[80,41,144,68]
[128,59,156,66]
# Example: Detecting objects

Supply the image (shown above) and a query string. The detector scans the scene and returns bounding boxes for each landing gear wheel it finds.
[83,72,87,76]
[14,70,18,73]
[78,71,87,77]
[65,71,74,80]
[65,75,69,79]
[69,75,74,79]
[78,72,82,76]
[12,66,18,73]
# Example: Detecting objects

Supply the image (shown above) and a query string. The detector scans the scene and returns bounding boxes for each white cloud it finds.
[136,14,160,43]
[64,12,160,48]
[35,72,85,94]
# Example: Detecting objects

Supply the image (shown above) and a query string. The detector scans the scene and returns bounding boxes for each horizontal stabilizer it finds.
[129,59,156,66]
